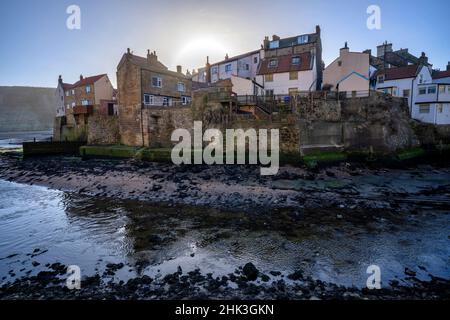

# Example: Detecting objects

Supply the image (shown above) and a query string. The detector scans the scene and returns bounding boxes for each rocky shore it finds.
[1,262,449,300]
[1,151,450,213]
[0,151,449,300]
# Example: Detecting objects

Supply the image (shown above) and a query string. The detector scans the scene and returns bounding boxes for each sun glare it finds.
[175,36,230,71]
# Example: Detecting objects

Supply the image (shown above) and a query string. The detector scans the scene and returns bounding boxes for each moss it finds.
[80,145,138,158]
[396,147,425,161]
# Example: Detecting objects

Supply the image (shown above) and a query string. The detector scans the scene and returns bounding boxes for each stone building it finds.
[116,48,193,146]
[256,25,323,94]
[53,74,115,141]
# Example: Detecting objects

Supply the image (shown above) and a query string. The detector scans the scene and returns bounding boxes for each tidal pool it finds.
[0,179,449,288]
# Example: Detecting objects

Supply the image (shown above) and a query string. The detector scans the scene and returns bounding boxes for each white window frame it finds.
[419,104,430,114]
[298,35,309,44]
[81,99,90,106]
[291,56,301,65]
[152,76,162,88]
[86,85,91,93]
[269,59,278,68]
[269,40,279,49]
[377,75,385,84]
[427,86,436,94]
[418,87,427,95]
[177,82,185,92]
[163,97,169,106]
[182,96,190,105]
[212,66,218,74]
[225,64,232,72]
[144,94,154,105]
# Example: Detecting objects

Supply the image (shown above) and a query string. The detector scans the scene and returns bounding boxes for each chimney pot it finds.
[316,25,321,35]
[447,61,450,71]
[127,48,130,54]
[80,75,83,81]
[176,65,182,73]
[225,53,229,60]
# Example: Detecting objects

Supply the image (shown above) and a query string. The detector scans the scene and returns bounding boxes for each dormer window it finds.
[291,56,301,65]
[298,35,309,44]
[269,59,278,68]
[269,40,279,49]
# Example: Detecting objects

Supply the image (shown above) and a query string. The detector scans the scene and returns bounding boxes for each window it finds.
[437,104,443,113]
[338,61,342,67]
[71,102,75,107]
[377,75,385,83]
[81,100,90,106]
[265,89,274,96]
[418,87,427,95]
[289,71,298,80]
[403,89,410,98]
[269,40,279,49]
[419,104,430,113]
[288,88,298,96]
[212,66,218,74]
[244,64,249,71]
[86,85,91,93]
[265,74,273,82]
[182,96,190,105]
[291,56,301,65]
[254,57,258,64]
[298,35,309,44]
[225,64,232,72]
[177,82,185,92]
[144,94,154,105]
[269,59,278,68]
[163,97,169,106]
[419,74,424,84]
[439,85,446,94]
[71,89,75,95]
[65,91,69,97]
[427,86,436,94]
[152,76,162,88]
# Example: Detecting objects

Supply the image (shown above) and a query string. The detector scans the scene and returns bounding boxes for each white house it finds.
[374,64,430,113]
[412,66,450,125]
[256,52,317,96]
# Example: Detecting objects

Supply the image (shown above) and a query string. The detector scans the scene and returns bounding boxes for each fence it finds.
[23,141,86,158]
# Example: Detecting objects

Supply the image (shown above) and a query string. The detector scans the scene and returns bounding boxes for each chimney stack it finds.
[447,61,450,71]
[377,42,393,58]
[58,75,63,85]
[340,42,349,55]
[147,50,158,64]
[176,65,182,73]
[205,56,211,84]
[225,53,229,60]
[80,75,83,81]
[363,49,372,56]
[315,25,321,35]
[127,48,131,54]
[272,35,280,41]
[419,52,428,65]
[263,36,270,49]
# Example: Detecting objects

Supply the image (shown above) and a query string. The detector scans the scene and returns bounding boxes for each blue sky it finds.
[0,0,449,88]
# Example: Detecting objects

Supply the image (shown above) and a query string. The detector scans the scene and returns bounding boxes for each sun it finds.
[174,36,230,71]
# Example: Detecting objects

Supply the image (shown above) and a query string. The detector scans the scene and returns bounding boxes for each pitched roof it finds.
[63,74,107,90]
[210,50,260,67]
[374,65,419,81]
[257,52,312,75]
[433,70,450,79]
[121,53,189,79]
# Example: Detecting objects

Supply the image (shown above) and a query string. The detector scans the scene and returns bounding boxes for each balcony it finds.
[73,105,94,115]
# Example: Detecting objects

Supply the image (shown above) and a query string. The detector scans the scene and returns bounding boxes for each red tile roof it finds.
[63,74,107,90]
[257,52,312,75]
[433,70,450,79]
[374,65,419,81]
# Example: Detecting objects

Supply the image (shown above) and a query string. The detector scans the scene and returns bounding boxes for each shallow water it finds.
[0,179,449,289]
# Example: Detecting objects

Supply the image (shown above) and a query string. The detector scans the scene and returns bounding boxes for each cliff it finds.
[0,86,56,132]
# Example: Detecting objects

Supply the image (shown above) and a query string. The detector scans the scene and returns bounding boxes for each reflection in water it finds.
[0,179,449,288]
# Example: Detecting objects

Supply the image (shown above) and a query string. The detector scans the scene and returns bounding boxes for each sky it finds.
[0,0,449,88]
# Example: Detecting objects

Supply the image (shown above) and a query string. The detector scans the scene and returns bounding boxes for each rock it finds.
[260,274,270,282]
[405,268,416,277]
[242,263,259,281]
[31,261,40,267]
